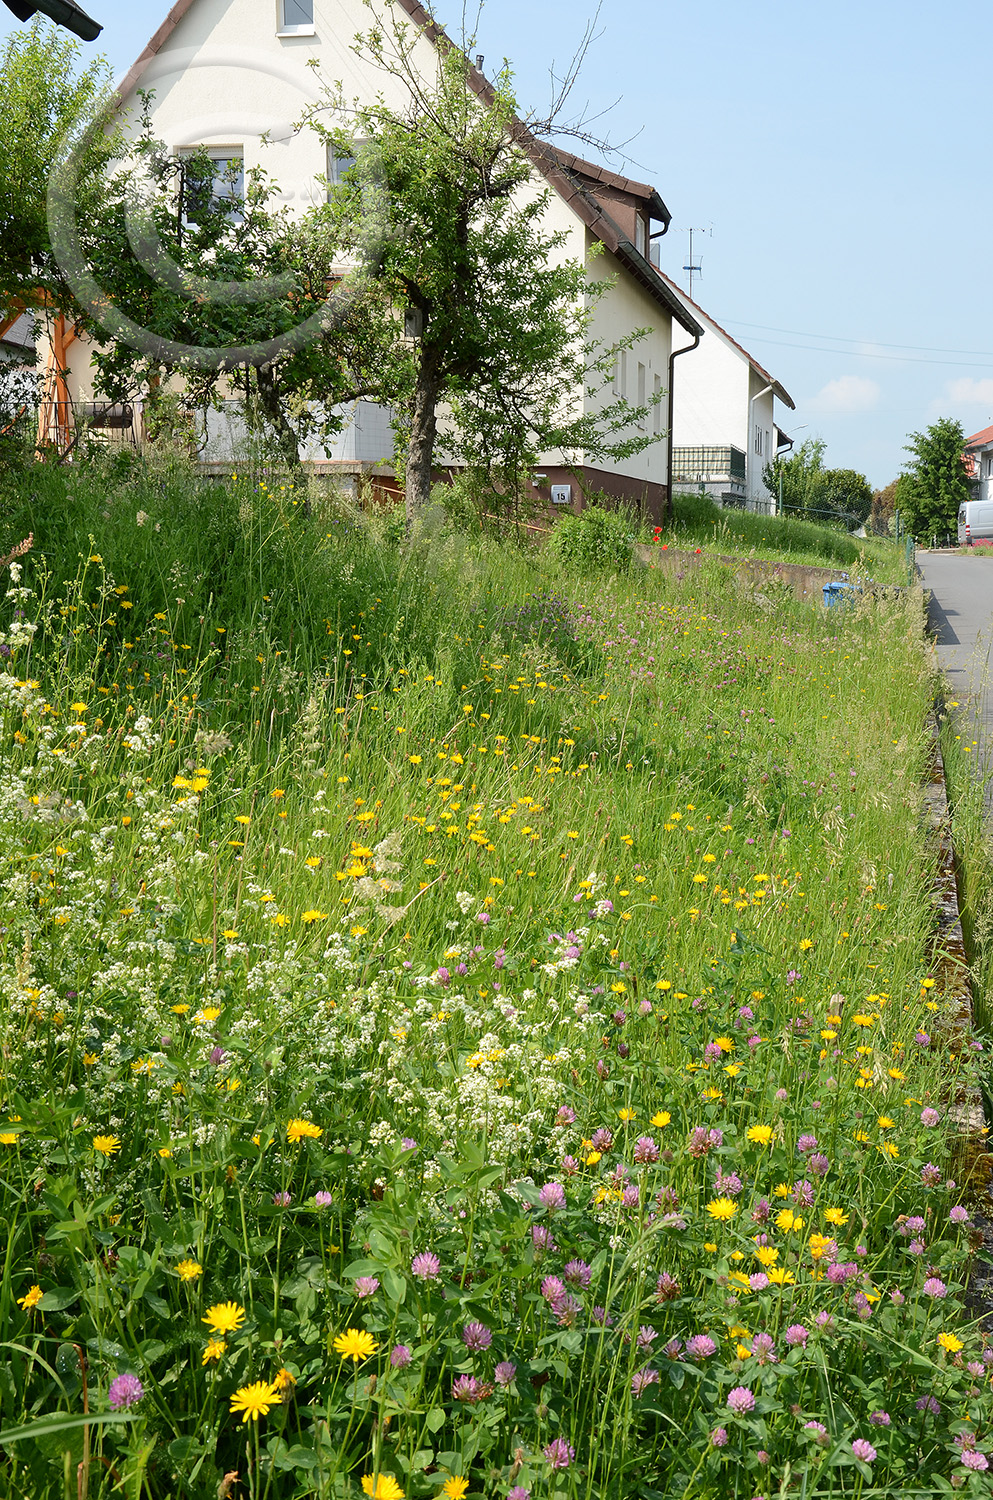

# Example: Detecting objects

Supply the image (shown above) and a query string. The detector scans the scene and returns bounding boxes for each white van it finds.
[958,500,993,545]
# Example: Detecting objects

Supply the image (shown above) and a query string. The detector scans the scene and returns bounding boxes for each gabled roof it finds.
[114,0,702,337]
[653,269,795,410]
[964,423,993,450]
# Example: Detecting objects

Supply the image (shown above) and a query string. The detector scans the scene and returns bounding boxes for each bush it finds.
[546,500,636,573]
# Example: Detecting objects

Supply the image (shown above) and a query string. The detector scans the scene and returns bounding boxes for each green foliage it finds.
[900,417,973,540]
[762,440,871,526]
[0,20,114,304]
[545,501,637,573]
[0,460,981,1500]
[305,20,660,523]
[821,466,873,521]
[664,492,903,579]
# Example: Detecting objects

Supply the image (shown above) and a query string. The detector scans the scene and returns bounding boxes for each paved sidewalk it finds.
[917,550,993,778]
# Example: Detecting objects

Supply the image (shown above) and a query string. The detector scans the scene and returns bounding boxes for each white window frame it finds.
[277,0,315,36]
[637,362,647,429]
[327,141,365,188]
[754,422,764,457]
[653,373,662,435]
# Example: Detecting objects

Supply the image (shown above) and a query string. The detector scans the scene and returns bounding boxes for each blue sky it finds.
[6,0,993,487]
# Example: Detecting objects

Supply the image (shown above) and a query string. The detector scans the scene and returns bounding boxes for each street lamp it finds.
[2,0,102,41]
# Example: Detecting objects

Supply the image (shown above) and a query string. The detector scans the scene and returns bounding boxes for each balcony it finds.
[671,445,747,484]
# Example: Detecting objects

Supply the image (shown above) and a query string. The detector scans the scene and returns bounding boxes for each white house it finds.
[655,274,795,513]
[963,424,993,500]
[50,0,704,521]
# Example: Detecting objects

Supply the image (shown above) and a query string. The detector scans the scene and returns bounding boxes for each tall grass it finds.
[0,457,985,1500]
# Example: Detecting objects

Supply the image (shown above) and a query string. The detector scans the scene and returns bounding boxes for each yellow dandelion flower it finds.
[755,1245,779,1267]
[766,1267,796,1286]
[824,1207,849,1226]
[775,1209,803,1232]
[938,1332,964,1354]
[175,1259,202,1282]
[230,1380,281,1423]
[618,1107,636,1122]
[17,1284,43,1311]
[334,1328,378,1363]
[706,1197,737,1222]
[287,1118,323,1142]
[300,910,328,923]
[651,1111,671,1128]
[746,1124,773,1146]
[202,1339,226,1364]
[202,1302,246,1336]
[441,1482,469,1500]
[92,1135,120,1155]
[361,1477,404,1500]
[274,1367,297,1390]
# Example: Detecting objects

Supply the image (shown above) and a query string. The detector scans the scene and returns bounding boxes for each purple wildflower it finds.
[543,1437,575,1470]
[921,1163,941,1186]
[411,1251,441,1280]
[390,1344,412,1368]
[631,1368,660,1396]
[314,1190,333,1207]
[685,1334,717,1360]
[751,1198,771,1225]
[272,1191,292,1207]
[962,1451,990,1472]
[661,1337,682,1360]
[531,1225,556,1252]
[715,1169,743,1196]
[727,1385,756,1414]
[507,1489,531,1500]
[494,1361,516,1386]
[851,1439,877,1464]
[634,1136,659,1164]
[108,1374,144,1410]
[916,1394,941,1415]
[792,1179,813,1207]
[462,1322,492,1351]
[710,1427,729,1448]
[555,1105,576,1127]
[803,1421,828,1444]
[750,1273,770,1291]
[636,1325,658,1350]
[751,1333,777,1363]
[920,1107,940,1127]
[785,1324,808,1348]
[922,1278,947,1298]
[797,1134,818,1154]
[401,1137,417,1152]
[868,1411,890,1426]
[354,1276,379,1299]
[590,1127,613,1152]
[809,1153,830,1177]
[538,1181,566,1212]
[655,1272,680,1302]
[591,1306,614,1326]
[452,1374,483,1403]
[563,1259,592,1288]
[950,1205,970,1225]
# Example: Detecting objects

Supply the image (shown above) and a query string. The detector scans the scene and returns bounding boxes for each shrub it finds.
[546,500,637,573]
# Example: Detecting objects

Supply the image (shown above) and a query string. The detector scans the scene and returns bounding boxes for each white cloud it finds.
[944,378,993,406]
[809,375,880,413]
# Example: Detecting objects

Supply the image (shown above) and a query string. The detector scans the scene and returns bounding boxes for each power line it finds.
[727,333,993,371]
[723,318,993,361]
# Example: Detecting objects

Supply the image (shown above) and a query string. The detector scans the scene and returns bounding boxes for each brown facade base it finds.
[193,458,668,522]
[527,466,669,525]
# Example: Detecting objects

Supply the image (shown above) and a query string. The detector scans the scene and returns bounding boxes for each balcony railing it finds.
[37,401,137,453]
[671,445,747,484]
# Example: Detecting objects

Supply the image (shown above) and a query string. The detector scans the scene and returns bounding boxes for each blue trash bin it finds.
[823,581,857,608]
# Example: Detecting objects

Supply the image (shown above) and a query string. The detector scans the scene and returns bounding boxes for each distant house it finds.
[42,0,704,520]
[963,424,993,499]
[0,309,35,368]
[654,274,795,512]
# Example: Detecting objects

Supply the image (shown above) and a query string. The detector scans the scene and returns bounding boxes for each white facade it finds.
[53,0,698,509]
[663,274,794,511]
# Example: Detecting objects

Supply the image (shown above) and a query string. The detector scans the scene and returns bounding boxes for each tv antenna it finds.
[681,226,711,299]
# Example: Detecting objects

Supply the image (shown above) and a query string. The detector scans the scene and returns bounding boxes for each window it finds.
[653,373,662,435]
[633,215,647,258]
[637,362,646,428]
[327,143,362,188]
[279,0,314,33]
[613,349,627,398]
[181,147,244,223]
[754,423,764,457]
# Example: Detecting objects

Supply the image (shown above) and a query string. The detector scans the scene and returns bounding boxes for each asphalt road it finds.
[917,550,993,763]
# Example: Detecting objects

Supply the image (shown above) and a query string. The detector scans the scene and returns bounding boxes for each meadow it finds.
[0,459,987,1500]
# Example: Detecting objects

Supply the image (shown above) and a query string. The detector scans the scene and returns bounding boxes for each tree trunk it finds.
[253,364,300,468]
[405,343,443,531]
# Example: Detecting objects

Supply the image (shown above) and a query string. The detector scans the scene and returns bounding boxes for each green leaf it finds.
[37,1288,78,1312]
[0,1410,136,1445]
[381,1268,407,1305]
[425,1406,446,1433]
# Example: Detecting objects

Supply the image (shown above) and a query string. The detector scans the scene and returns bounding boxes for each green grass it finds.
[663,492,907,583]
[0,456,985,1500]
